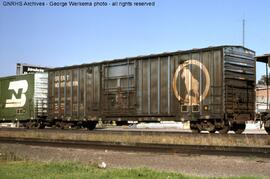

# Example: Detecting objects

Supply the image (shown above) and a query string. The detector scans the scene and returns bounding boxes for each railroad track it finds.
[0,136,269,158]
[0,127,269,157]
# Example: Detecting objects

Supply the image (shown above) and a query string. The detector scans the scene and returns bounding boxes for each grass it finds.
[0,161,264,179]
[0,149,266,179]
[0,161,190,179]
[0,152,264,179]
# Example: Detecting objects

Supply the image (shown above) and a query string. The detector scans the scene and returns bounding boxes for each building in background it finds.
[256,54,270,113]
[16,63,50,75]
[256,85,270,112]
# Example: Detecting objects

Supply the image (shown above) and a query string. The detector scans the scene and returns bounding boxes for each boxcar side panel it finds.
[175,49,223,121]
[48,65,101,120]
[135,56,176,118]
[160,56,169,114]
[0,74,35,121]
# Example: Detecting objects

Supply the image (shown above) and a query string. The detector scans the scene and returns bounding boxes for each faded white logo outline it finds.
[5,80,28,108]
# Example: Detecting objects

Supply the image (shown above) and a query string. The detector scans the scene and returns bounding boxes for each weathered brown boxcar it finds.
[47,45,255,133]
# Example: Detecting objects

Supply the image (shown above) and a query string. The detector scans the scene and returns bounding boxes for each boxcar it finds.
[0,73,48,127]
[48,45,255,133]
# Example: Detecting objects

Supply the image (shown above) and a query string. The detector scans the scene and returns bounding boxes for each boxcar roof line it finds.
[47,45,254,71]
[256,54,270,63]
[0,73,34,80]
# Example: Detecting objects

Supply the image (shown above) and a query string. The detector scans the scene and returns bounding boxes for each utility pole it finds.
[242,19,245,47]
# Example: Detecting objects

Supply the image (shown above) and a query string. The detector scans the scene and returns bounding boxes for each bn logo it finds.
[5,80,28,108]
[172,59,210,105]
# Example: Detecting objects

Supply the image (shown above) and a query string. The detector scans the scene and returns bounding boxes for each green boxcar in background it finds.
[0,73,48,123]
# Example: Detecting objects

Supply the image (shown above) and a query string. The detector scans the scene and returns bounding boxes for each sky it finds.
[0,0,270,80]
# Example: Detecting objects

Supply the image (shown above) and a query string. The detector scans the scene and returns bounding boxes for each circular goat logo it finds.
[172,59,210,105]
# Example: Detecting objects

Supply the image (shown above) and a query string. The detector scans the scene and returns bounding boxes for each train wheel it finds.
[85,122,97,130]
[26,121,44,129]
[232,123,246,134]
[25,122,32,129]
[38,123,45,129]
[204,121,215,133]
[190,122,200,133]
[209,129,216,133]
[218,125,229,134]
[264,120,270,134]
[60,122,72,129]
[265,127,270,134]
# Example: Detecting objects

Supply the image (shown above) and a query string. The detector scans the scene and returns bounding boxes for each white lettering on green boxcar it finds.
[5,80,28,108]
